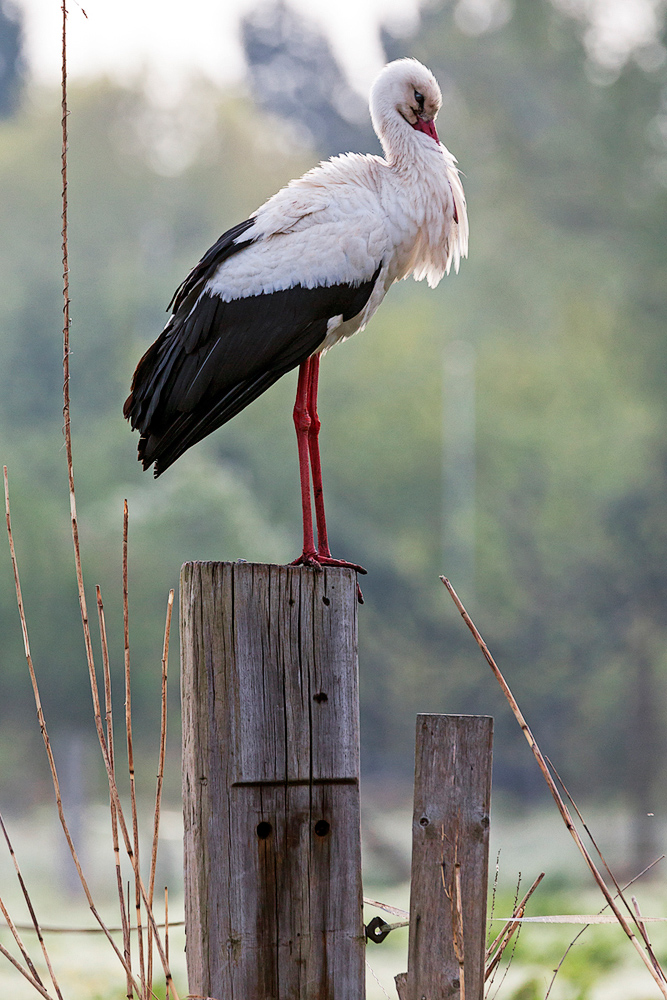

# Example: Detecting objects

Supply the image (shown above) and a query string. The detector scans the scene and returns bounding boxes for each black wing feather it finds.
[167,218,256,314]
[125,219,381,476]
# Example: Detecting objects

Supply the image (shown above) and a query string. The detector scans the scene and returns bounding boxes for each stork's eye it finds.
[414,90,425,109]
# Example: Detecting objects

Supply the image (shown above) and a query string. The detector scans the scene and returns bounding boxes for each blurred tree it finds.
[0,0,23,117]
[241,0,377,156]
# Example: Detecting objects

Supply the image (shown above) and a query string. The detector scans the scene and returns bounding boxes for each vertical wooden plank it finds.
[402,714,493,1000]
[180,561,365,1000]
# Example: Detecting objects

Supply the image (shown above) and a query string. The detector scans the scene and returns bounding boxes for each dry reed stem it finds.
[61,0,98,754]
[441,576,667,996]
[126,882,133,1000]
[4,467,144,996]
[96,587,114,771]
[545,856,664,999]
[486,876,524,1000]
[363,898,409,919]
[147,589,174,996]
[85,523,178,993]
[0,814,49,983]
[91,703,179,996]
[123,502,146,996]
[60,8,149,990]
[84,554,176,993]
[485,873,544,981]
[546,754,664,971]
[0,891,44,990]
[633,897,651,952]
[632,895,662,979]
[13,920,183,934]
[487,850,500,937]
[0,940,55,1000]
[100,540,177,995]
[37,6,176,997]
[165,887,170,1000]
[485,871,543,962]
[93,573,178,999]
[96,586,133,996]
[0,812,62,998]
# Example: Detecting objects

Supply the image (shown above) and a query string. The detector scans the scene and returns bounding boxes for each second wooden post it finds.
[397,714,493,1000]
[180,561,365,1000]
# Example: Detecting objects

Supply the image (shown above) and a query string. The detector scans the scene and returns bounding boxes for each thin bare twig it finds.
[0,890,44,990]
[0,812,62,998]
[165,887,171,1000]
[61,0,98,756]
[123,501,146,996]
[487,850,500,945]
[545,855,665,999]
[89,564,178,994]
[485,872,544,980]
[546,754,663,972]
[87,670,179,997]
[0,940,55,1000]
[441,576,667,996]
[78,538,176,993]
[363,898,409,919]
[486,873,522,997]
[3,6,179,998]
[14,919,184,935]
[96,585,133,997]
[4,467,144,996]
[488,921,522,1000]
[632,896,656,967]
[59,6,151,990]
[148,589,174,996]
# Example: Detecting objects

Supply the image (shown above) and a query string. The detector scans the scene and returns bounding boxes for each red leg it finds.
[305,355,331,557]
[291,358,319,567]
[303,355,367,582]
[291,354,366,595]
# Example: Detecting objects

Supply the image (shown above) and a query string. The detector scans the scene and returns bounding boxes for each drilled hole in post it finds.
[314,819,330,837]
[256,821,272,840]
[419,816,429,827]
[322,595,331,606]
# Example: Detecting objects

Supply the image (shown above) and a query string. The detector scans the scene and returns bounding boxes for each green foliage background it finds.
[1,0,667,833]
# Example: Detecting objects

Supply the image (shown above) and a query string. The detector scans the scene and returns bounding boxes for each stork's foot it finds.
[291,550,367,574]
[290,550,367,603]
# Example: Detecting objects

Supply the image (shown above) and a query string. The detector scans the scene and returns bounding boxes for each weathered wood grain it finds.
[401,714,493,1000]
[180,561,365,1000]
[394,971,408,999]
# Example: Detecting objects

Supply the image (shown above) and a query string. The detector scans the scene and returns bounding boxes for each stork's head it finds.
[370,58,442,147]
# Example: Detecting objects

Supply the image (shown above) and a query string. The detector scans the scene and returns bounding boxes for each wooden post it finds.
[397,714,493,1000]
[180,561,365,1000]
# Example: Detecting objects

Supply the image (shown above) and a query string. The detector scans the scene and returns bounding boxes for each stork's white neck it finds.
[371,103,440,172]
[374,128,469,286]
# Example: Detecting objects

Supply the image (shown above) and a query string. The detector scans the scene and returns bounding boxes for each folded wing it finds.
[124,218,381,476]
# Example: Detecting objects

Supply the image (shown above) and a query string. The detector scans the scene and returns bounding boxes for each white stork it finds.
[124,58,468,591]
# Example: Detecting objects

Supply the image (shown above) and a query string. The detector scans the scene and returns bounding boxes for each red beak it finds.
[412,117,439,143]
